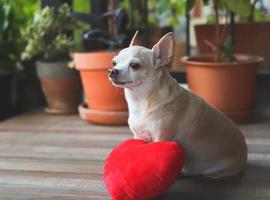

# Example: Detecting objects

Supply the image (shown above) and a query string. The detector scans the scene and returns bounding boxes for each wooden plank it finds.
[0,144,111,161]
[0,131,128,148]
[0,184,109,199]
[0,130,130,142]
[0,112,129,133]
[0,170,110,199]
[0,123,130,134]
[158,178,270,200]
[0,157,104,174]
[0,170,105,191]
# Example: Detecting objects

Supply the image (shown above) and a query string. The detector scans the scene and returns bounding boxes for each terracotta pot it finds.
[74,51,128,125]
[181,54,263,123]
[195,22,270,72]
[36,61,81,114]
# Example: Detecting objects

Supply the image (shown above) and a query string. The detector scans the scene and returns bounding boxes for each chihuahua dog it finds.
[108,31,247,178]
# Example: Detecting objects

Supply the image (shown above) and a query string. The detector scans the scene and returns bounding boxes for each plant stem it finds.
[213,0,220,61]
[108,0,116,37]
[249,0,259,22]
[220,9,229,44]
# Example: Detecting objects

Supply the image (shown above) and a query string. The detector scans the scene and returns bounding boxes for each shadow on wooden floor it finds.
[157,163,270,200]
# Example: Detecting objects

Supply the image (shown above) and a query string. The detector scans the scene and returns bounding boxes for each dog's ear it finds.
[129,30,139,47]
[152,32,174,67]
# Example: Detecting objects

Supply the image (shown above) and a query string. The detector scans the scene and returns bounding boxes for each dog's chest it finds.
[128,108,175,142]
[129,116,157,141]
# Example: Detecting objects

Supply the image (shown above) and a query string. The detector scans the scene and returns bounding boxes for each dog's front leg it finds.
[150,126,176,142]
[133,131,154,142]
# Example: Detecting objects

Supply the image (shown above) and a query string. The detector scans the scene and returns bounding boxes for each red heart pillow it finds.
[104,139,185,200]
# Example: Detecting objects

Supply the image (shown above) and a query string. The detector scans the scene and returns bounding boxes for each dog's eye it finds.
[112,60,116,66]
[129,61,141,70]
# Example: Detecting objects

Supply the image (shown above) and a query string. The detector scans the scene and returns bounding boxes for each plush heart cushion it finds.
[104,139,185,200]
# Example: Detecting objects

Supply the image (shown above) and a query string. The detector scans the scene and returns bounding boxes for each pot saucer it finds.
[78,103,128,126]
[45,107,78,114]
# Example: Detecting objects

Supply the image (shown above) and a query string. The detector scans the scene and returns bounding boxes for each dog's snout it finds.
[108,68,119,77]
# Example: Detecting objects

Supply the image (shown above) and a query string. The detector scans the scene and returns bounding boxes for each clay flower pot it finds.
[36,61,82,114]
[195,22,270,71]
[181,54,263,123]
[74,51,128,125]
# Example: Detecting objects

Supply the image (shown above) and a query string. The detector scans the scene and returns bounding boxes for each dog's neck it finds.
[124,68,180,113]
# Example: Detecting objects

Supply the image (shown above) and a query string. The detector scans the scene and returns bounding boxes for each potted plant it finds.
[21,3,82,114]
[72,0,129,125]
[195,0,270,72]
[0,1,20,120]
[147,0,185,44]
[181,0,263,123]
[120,0,185,46]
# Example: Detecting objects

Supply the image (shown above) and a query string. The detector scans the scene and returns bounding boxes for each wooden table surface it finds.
[0,108,269,199]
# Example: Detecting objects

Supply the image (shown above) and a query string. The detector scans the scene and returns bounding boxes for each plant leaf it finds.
[225,0,251,16]
[219,36,234,62]
[70,12,105,28]
[202,0,210,5]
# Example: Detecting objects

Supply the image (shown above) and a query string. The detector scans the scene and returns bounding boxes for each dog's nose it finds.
[108,68,119,77]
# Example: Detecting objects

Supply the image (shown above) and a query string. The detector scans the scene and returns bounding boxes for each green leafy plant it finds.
[196,0,251,62]
[21,3,78,62]
[13,0,39,28]
[148,0,186,27]
[237,0,270,22]
[0,0,39,74]
[118,0,145,29]
[120,0,186,28]
[71,0,128,51]
[0,0,18,74]
[73,0,90,13]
